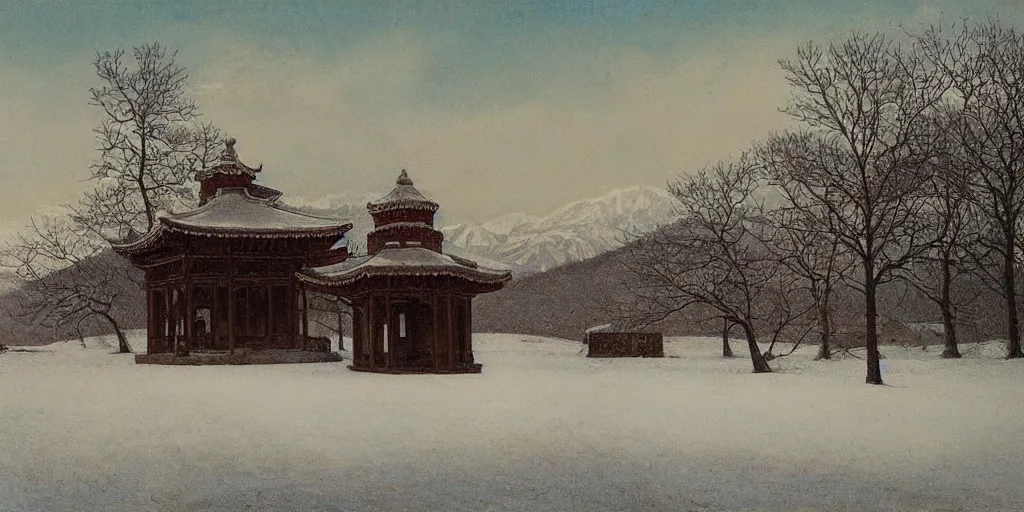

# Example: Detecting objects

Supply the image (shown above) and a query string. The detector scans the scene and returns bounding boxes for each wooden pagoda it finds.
[113,139,352,361]
[299,170,512,374]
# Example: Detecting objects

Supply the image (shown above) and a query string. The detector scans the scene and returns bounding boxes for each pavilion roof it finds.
[298,246,512,287]
[367,170,439,214]
[113,188,352,254]
[195,138,262,181]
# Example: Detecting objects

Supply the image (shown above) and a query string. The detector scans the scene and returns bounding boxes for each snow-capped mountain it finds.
[441,185,679,274]
[281,185,679,275]
[279,190,379,251]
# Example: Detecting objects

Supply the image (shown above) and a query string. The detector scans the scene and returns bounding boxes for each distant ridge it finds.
[441,185,679,274]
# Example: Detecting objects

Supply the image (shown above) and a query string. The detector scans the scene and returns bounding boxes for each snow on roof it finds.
[299,246,512,286]
[441,245,514,273]
[113,188,353,255]
[367,170,439,213]
[370,221,435,234]
[160,188,352,236]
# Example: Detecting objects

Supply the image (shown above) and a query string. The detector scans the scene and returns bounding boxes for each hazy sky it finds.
[0,0,1021,228]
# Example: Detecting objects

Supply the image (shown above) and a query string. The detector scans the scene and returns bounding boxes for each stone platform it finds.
[135,349,344,365]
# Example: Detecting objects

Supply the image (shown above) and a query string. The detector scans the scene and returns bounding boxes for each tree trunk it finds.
[1004,252,1023,358]
[814,299,832,361]
[939,258,961,359]
[138,132,156,232]
[738,320,771,373]
[101,313,132,354]
[864,262,883,385]
[721,318,734,358]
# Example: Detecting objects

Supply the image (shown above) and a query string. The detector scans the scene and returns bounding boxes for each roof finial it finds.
[220,137,238,162]
[397,169,413,186]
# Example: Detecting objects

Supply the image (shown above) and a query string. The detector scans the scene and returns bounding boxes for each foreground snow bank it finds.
[1,333,1022,511]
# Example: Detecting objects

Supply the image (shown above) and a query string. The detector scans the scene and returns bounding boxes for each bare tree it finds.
[752,201,853,360]
[309,293,352,351]
[18,43,223,351]
[766,32,949,384]
[900,132,978,358]
[84,43,222,242]
[307,242,363,351]
[916,21,1024,358]
[1,217,134,353]
[617,156,812,373]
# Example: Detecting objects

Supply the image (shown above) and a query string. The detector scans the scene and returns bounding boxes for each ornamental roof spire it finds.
[367,169,439,214]
[196,137,263,182]
[397,169,413,186]
[220,137,239,163]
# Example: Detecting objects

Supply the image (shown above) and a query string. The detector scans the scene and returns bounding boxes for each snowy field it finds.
[1,332,1022,512]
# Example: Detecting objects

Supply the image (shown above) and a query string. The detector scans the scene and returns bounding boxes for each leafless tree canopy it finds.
[1,217,134,353]
[916,21,1024,358]
[1,43,218,351]
[84,43,222,242]
[759,32,949,384]
[752,198,853,361]
[616,157,815,373]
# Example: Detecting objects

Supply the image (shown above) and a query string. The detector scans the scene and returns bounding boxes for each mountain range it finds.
[287,185,680,275]
[439,186,679,274]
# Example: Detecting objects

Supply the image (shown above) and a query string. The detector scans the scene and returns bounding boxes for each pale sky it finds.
[0,0,1020,228]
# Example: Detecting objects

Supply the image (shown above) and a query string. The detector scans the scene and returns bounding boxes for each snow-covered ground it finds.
[1,332,1022,511]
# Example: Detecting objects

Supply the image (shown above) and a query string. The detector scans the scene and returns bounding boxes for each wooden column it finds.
[301,284,309,351]
[266,283,272,345]
[464,296,473,364]
[385,292,394,370]
[146,288,154,354]
[446,292,454,370]
[354,299,362,362]
[367,294,376,369]
[228,246,235,355]
[211,280,219,350]
[285,240,294,349]
[165,284,172,353]
[184,257,193,355]
[288,275,297,349]
[431,292,439,372]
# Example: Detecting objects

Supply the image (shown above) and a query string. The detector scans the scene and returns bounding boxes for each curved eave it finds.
[195,162,263,181]
[161,219,353,239]
[298,264,511,288]
[367,200,439,214]
[369,221,436,234]
[111,224,168,256]
[156,188,353,239]
[111,220,354,257]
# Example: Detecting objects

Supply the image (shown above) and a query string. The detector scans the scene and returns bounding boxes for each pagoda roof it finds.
[113,188,352,254]
[298,246,512,287]
[195,138,262,181]
[367,170,439,214]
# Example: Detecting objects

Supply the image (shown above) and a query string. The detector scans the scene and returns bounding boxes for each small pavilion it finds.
[299,171,512,373]
[114,139,352,361]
